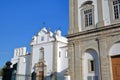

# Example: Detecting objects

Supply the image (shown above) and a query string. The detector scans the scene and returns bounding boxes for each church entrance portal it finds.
[111,55,120,80]
[38,71,43,80]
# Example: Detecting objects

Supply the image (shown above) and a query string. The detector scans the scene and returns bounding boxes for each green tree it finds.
[0,68,3,76]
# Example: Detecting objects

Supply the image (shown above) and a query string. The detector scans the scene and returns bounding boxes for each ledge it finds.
[67,23,120,38]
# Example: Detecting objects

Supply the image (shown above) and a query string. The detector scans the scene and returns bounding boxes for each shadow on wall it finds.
[57,68,68,80]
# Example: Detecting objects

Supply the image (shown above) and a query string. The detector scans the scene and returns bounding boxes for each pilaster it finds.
[74,40,82,80]
[69,0,74,34]
[96,0,104,27]
[69,0,79,34]
[52,41,58,79]
[74,0,79,33]
[99,39,111,80]
[68,42,74,80]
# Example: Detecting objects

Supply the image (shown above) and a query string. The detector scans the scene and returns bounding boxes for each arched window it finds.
[113,0,120,19]
[84,9,93,26]
[41,36,44,41]
[109,0,120,24]
[81,1,95,30]
[59,51,61,58]
[83,49,99,80]
[40,47,44,60]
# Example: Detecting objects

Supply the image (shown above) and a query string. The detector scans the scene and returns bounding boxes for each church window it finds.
[90,60,94,71]
[88,60,95,72]
[59,51,61,58]
[81,1,95,30]
[109,0,120,23]
[41,36,44,41]
[113,0,120,19]
[84,9,93,27]
[40,47,44,59]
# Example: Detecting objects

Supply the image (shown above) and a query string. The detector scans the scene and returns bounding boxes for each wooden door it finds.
[39,71,43,80]
[111,55,120,80]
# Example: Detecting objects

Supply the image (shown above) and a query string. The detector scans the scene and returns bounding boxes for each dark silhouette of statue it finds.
[31,71,36,80]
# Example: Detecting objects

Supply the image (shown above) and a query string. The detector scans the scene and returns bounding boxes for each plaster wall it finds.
[102,0,110,26]
[31,42,53,76]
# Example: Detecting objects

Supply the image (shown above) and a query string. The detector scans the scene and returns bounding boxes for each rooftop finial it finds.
[48,27,50,33]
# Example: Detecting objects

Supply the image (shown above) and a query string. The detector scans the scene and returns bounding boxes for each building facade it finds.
[67,0,120,80]
[11,27,68,80]
[11,47,30,79]
[30,27,68,80]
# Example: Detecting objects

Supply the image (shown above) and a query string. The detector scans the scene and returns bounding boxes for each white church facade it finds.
[11,27,68,80]
[30,27,68,80]
[68,0,120,80]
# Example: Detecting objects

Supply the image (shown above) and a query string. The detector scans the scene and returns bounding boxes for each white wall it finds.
[25,54,30,75]
[16,54,30,75]
[57,43,68,72]
[102,0,110,26]
[31,42,54,76]
[17,57,26,75]
[11,47,27,65]
[109,43,120,56]
[11,47,29,76]
[14,47,27,57]
[57,41,68,80]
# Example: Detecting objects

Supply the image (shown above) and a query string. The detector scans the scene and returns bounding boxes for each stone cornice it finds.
[67,23,120,38]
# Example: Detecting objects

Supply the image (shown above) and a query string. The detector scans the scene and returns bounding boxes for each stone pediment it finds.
[30,27,67,45]
[30,27,54,45]
[38,27,48,36]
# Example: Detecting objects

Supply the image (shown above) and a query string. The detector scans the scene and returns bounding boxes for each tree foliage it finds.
[0,61,12,76]
[0,68,3,76]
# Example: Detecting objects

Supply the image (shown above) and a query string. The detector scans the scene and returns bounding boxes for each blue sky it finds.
[0,0,69,68]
